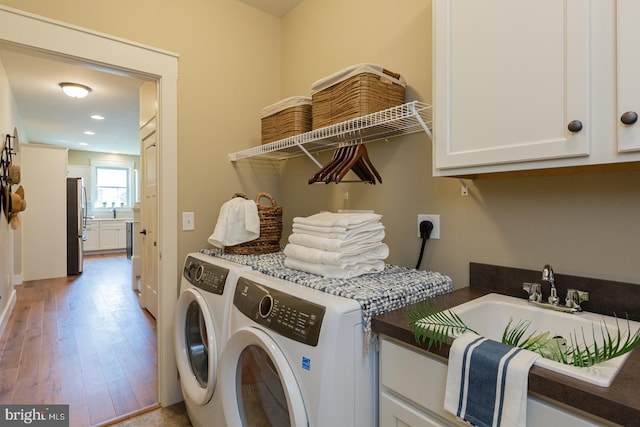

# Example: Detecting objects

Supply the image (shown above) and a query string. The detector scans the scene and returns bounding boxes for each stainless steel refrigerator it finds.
[67,177,87,275]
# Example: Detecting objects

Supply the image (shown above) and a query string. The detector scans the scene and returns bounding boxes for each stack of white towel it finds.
[283,212,388,279]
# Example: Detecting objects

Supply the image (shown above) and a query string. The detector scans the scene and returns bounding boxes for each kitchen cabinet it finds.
[85,220,127,251]
[432,0,640,177]
[379,337,609,427]
[616,0,640,153]
[99,220,127,250]
[84,220,99,251]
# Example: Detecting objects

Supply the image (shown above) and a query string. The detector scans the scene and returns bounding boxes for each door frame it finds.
[0,5,181,405]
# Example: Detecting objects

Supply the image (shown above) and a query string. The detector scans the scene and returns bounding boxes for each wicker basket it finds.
[261,96,312,144]
[311,64,406,129]
[224,192,283,255]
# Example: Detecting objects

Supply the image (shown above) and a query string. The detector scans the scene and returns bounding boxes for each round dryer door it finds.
[174,288,218,405]
[219,327,308,427]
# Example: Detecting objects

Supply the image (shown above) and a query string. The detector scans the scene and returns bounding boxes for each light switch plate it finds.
[182,212,195,231]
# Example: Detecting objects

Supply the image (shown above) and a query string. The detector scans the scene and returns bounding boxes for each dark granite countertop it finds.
[372,265,640,426]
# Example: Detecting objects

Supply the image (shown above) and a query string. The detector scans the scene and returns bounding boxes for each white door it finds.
[174,288,218,405]
[433,0,591,173]
[219,327,308,427]
[617,0,640,153]
[141,123,159,318]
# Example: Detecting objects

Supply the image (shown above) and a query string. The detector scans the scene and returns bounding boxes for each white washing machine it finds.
[218,270,378,427]
[174,252,251,427]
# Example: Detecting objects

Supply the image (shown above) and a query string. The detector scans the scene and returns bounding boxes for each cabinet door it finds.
[380,392,449,427]
[617,0,640,152]
[84,228,99,251]
[433,0,591,174]
[99,228,119,249]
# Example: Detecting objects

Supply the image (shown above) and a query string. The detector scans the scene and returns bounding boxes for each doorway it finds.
[0,6,180,406]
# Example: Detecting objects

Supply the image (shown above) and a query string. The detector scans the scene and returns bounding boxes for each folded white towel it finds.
[444,332,539,427]
[293,212,382,229]
[288,229,385,252]
[283,243,389,266]
[292,221,384,239]
[207,197,260,248]
[283,256,385,279]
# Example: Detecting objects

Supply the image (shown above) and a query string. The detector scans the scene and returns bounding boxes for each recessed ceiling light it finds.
[59,82,92,98]
[79,142,88,146]
[91,115,104,120]
[84,131,95,135]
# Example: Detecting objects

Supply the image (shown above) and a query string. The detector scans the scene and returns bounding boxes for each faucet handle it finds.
[565,289,589,311]
[523,282,542,302]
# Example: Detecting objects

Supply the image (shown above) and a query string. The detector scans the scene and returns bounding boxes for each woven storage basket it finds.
[261,96,312,144]
[224,192,283,255]
[311,64,406,129]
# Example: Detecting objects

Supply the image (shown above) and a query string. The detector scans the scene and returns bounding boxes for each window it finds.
[91,159,134,208]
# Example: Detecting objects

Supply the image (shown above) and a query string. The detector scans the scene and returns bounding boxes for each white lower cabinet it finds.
[83,221,99,251]
[84,220,127,251]
[379,337,609,427]
[99,221,127,250]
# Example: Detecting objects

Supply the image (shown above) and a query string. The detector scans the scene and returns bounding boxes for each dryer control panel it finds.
[183,255,229,295]
[234,277,325,346]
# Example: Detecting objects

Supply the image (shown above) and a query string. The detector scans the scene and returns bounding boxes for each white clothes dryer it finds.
[218,270,378,427]
[174,252,251,427]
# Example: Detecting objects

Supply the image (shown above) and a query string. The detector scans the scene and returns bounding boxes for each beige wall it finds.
[1,0,283,267]
[2,0,638,292]
[279,0,640,287]
[68,150,140,169]
[0,55,19,329]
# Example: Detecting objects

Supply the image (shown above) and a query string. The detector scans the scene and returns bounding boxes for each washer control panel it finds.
[234,277,325,346]
[183,255,229,295]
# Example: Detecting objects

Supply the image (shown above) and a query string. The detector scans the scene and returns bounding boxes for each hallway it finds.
[0,254,158,426]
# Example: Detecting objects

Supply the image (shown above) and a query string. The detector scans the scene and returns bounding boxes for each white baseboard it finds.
[0,288,16,339]
[12,274,23,286]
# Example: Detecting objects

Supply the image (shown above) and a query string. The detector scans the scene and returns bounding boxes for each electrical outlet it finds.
[182,212,195,231]
[417,214,440,239]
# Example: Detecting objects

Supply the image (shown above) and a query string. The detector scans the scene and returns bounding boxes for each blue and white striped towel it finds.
[444,333,539,427]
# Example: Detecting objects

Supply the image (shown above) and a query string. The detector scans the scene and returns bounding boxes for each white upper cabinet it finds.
[433,0,640,176]
[617,0,640,153]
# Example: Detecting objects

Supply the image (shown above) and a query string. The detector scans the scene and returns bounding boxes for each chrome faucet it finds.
[541,264,559,305]
[522,264,589,313]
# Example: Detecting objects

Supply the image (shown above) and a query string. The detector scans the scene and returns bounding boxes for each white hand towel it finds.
[283,256,385,279]
[291,222,385,238]
[444,332,539,427]
[207,197,260,248]
[293,212,382,229]
[283,243,389,266]
[288,229,385,251]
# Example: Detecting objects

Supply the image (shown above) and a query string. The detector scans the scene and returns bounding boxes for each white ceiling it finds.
[0,48,143,156]
[237,0,302,17]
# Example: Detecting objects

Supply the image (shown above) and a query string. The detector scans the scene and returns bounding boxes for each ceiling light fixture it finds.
[84,131,95,135]
[79,142,88,146]
[59,82,92,99]
[91,115,104,120]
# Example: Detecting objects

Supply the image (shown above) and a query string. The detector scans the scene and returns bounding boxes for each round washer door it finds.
[174,287,218,405]
[219,327,308,427]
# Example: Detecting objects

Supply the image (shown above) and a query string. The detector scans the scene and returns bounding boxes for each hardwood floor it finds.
[0,254,159,427]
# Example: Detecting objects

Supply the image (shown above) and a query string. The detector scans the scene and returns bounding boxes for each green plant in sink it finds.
[408,301,640,367]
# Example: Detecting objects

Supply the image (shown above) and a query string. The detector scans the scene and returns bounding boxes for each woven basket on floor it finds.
[311,68,405,129]
[224,192,283,255]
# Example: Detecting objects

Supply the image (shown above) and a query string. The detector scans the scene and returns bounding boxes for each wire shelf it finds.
[228,101,433,162]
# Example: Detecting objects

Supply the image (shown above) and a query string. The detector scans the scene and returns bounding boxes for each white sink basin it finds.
[450,293,640,387]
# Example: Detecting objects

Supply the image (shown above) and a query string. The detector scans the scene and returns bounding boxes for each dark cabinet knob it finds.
[620,111,638,125]
[567,120,583,133]
[140,229,147,235]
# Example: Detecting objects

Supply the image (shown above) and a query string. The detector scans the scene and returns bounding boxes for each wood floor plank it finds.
[0,254,158,426]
